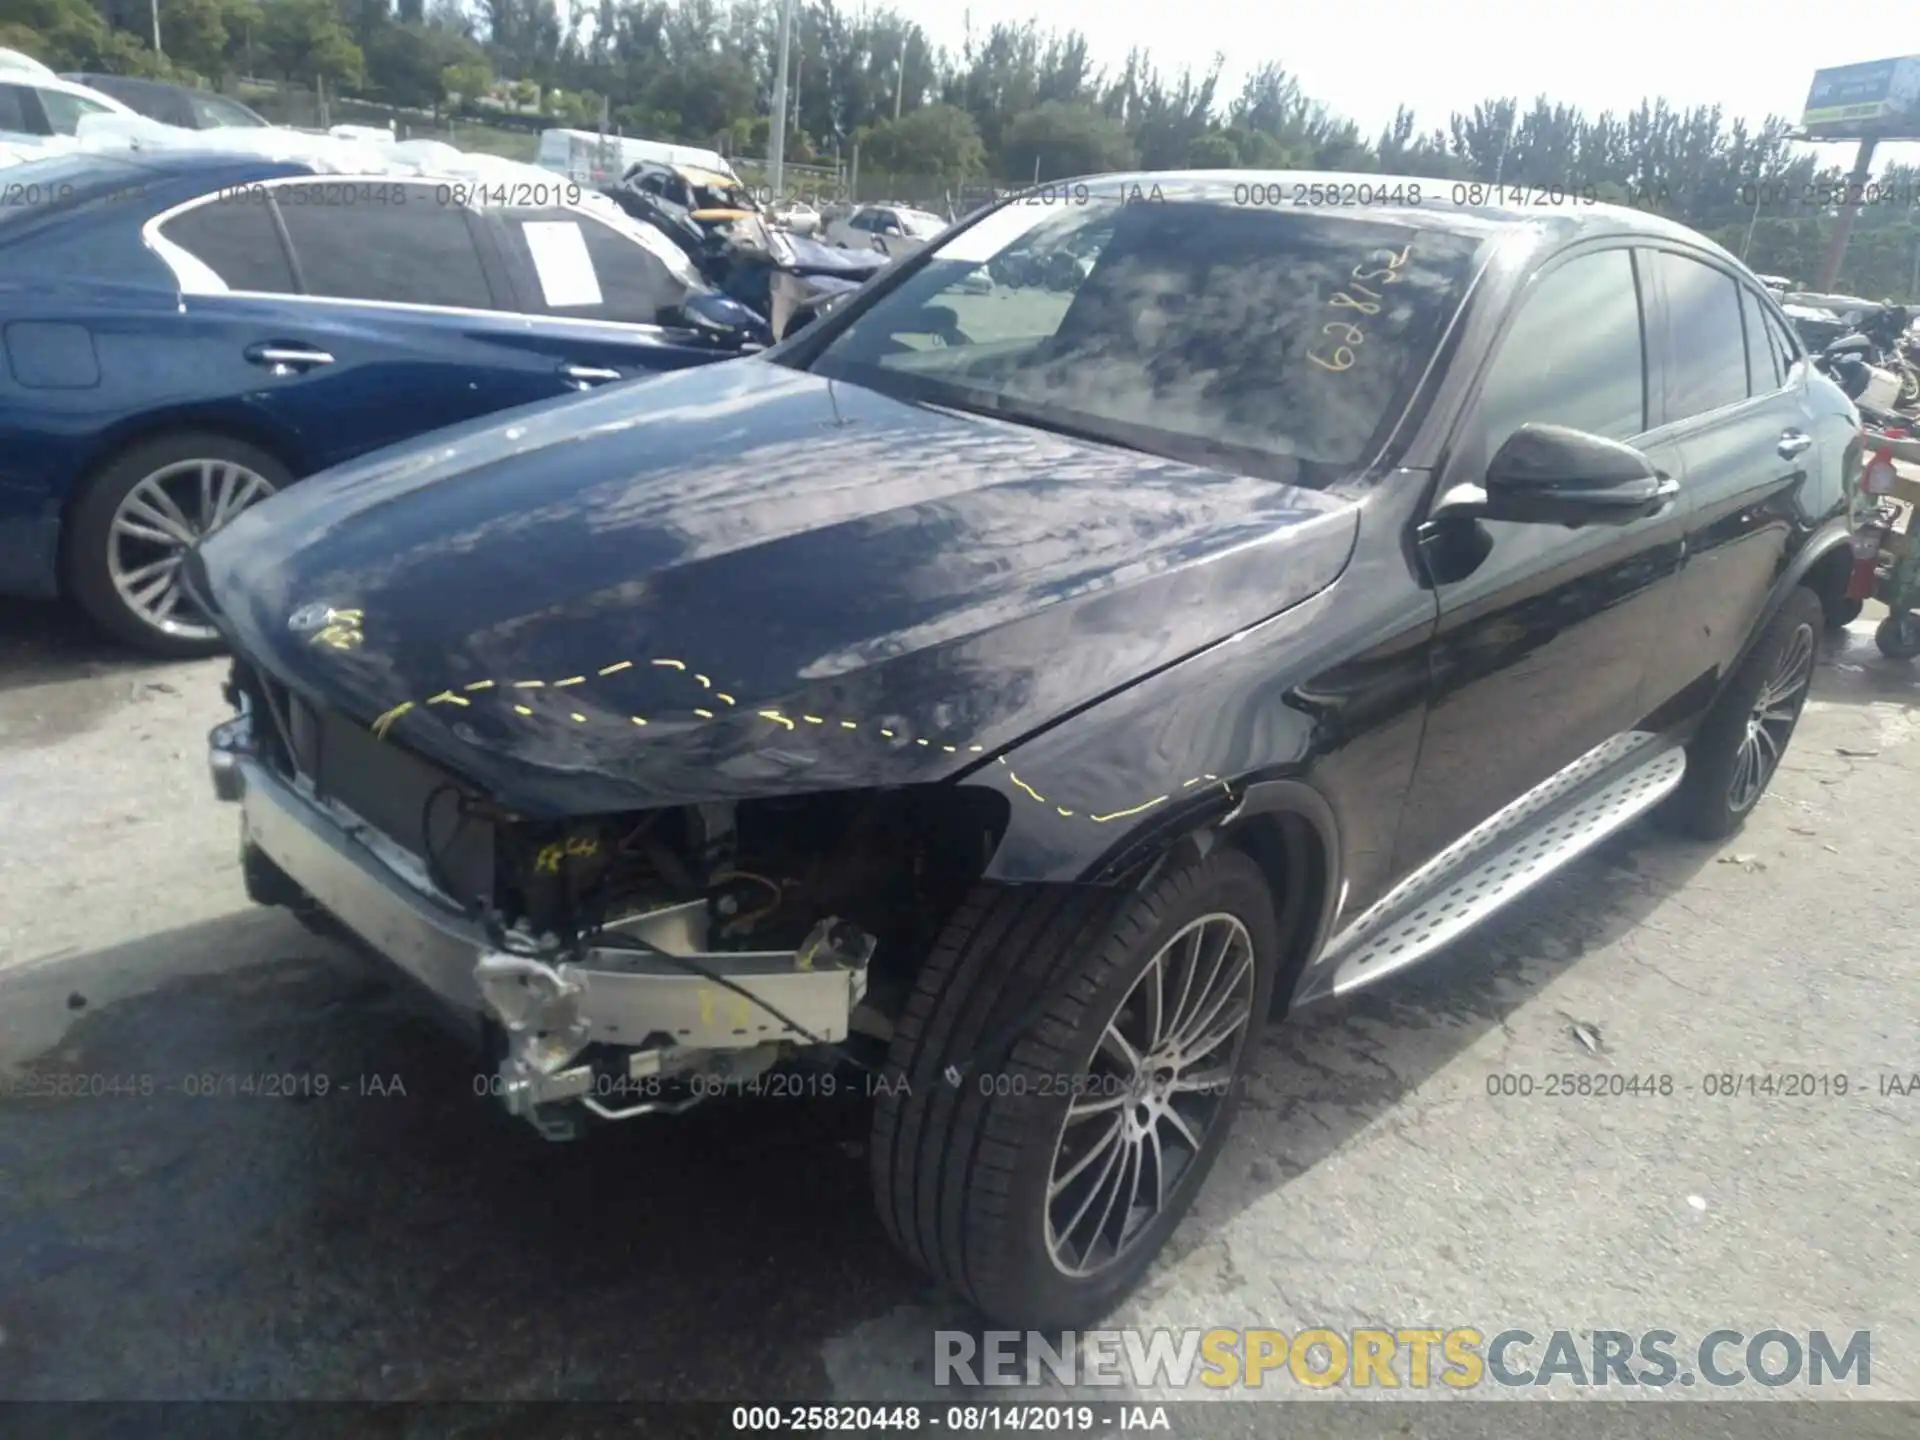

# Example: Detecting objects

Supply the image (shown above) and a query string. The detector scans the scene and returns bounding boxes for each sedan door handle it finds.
[245,343,335,371]
[1778,430,1814,459]
[561,364,623,386]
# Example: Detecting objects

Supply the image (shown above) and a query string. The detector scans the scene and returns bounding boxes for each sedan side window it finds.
[498,208,694,324]
[159,196,297,293]
[274,182,496,310]
[1474,248,1647,445]
[1740,284,1782,395]
[38,89,112,136]
[0,84,46,136]
[1648,250,1749,421]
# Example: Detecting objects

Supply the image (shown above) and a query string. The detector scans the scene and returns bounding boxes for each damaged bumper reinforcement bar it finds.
[208,713,874,1137]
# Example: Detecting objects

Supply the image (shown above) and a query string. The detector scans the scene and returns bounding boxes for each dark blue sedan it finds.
[0,146,764,655]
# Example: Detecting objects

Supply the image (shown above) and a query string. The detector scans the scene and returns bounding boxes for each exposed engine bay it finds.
[219,659,1010,1139]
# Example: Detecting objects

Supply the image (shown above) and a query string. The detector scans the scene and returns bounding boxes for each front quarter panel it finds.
[968,476,1439,924]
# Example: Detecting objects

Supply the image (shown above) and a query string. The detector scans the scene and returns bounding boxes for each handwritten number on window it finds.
[1308,244,1413,373]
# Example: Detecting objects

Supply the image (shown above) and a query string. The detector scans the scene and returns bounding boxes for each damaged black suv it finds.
[196,172,1859,1329]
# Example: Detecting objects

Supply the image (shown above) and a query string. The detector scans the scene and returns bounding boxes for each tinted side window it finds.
[37,89,112,136]
[161,198,297,293]
[1476,248,1647,444]
[499,209,692,324]
[1650,251,1749,421]
[1740,284,1781,395]
[0,84,46,135]
[274,183,494,309]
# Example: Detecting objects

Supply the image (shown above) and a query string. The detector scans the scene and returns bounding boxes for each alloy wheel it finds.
[1729,620,1814,813]
[107,458,276,642]
[1044,913,1257,1278]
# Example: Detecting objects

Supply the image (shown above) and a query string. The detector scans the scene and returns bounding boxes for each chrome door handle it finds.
[1778,430,1814,458]
[245,344,334,370]
[561,364,623,385]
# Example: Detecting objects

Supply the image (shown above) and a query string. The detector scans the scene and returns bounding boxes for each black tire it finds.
[1660,586,1822,841]
[1825,596,1864,631]
[67,431,292,658]
[1876,611,1920,660]
[870,849,1279,1329]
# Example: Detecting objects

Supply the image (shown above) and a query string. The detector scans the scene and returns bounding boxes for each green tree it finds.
[258,0,365,87]
[858,104,985,178]
[1000,101,1137,181]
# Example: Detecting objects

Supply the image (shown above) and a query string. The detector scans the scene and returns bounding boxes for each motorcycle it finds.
[1848,430,1920,659]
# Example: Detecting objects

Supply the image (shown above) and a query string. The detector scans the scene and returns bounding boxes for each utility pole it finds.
[1816,135,1878,294]
[152,0,163,56]
[894,29,908,121]
[769,0,794,198]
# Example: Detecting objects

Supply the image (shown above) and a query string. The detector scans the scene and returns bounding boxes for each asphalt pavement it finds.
[1,593,1916,1425]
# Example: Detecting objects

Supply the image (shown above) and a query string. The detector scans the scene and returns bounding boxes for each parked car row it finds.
[186,170,1862,1331]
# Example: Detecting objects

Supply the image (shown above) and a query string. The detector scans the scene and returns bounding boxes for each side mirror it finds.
[881,223,905,237]
[1465,424,1677,527]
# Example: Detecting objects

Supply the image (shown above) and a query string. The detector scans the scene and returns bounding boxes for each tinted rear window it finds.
[807,198,1483,483]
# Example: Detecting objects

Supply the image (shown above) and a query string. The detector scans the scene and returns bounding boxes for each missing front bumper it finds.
[209,715,874,1136]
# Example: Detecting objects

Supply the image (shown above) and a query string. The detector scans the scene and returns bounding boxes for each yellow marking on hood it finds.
[694,707,714,718]
[369,701,414,739]
[631,716,649,726]
[841,720,858,729]
[716,693,736,705]
[759,710,796,730]
[464,679,495,691]
[1092,796,1168,824]
[513,679,545,689]
[652,659,686,671]
[570,712,588,723]
[554,676,586,687]
[514,704,534,716]
[1008,772,1046,803]
[427,691,470,707]
[803,715,824,725]
[879,728,895,738]
[694,674,711,688]
[598,661,633,676]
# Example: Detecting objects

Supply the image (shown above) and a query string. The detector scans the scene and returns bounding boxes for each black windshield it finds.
[801,197,1484,485]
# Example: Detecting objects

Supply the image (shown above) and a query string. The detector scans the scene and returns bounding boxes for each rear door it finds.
[1641,248,1814,719]
[1391,243,1689,875]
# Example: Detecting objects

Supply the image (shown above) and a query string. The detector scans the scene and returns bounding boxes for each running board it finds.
[1318,742,1687,998]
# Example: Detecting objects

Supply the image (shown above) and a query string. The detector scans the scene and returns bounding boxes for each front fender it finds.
[960,584,1339,885]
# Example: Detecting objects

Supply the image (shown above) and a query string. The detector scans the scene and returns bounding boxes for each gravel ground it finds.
[1,593,1916,1431]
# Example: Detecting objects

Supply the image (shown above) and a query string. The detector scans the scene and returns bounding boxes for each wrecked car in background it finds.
[197,172,1855,1330]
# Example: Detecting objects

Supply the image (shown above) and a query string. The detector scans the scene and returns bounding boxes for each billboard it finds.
[1802,56,1920,138]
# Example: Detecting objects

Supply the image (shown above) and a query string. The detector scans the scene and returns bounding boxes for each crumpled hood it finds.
[199,359,1358,816]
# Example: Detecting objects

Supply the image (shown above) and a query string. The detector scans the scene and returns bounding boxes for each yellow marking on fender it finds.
[427,691,470,707]
[599,661,633,676]
[695,708,714,719]
[916,738,929,746]
[969,745,985,753]
[1092,796,1168,824]
[694,674,711,688]
[879,728,895,738]
[555,676,586,687]
[1008,772,1047,803]
[652,659,686,671]
[716,693,736,705]
[570,712,588,723]
[369,701,414,739]
[631,716,648,726]
[464,679,495,691]
[803,715,824,725]
[942,744,957,753]
[759,710,795,730]
[1057,807,1075,817]
[514,704,533,716]
[841,720,858,729]
[1182,776,1203,787]
[513,679,544,689]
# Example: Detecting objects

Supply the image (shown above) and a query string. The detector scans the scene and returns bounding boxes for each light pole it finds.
[152,0,163,57]
[769,0,793,197]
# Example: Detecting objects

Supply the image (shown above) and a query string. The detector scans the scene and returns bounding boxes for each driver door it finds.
[1391,243,1689,876]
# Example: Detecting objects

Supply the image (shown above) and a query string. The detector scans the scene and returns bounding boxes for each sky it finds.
[911,0,1920,172]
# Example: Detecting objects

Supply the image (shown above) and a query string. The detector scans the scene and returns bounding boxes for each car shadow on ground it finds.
[0,820,1725,1405]
[0,598,171,694]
